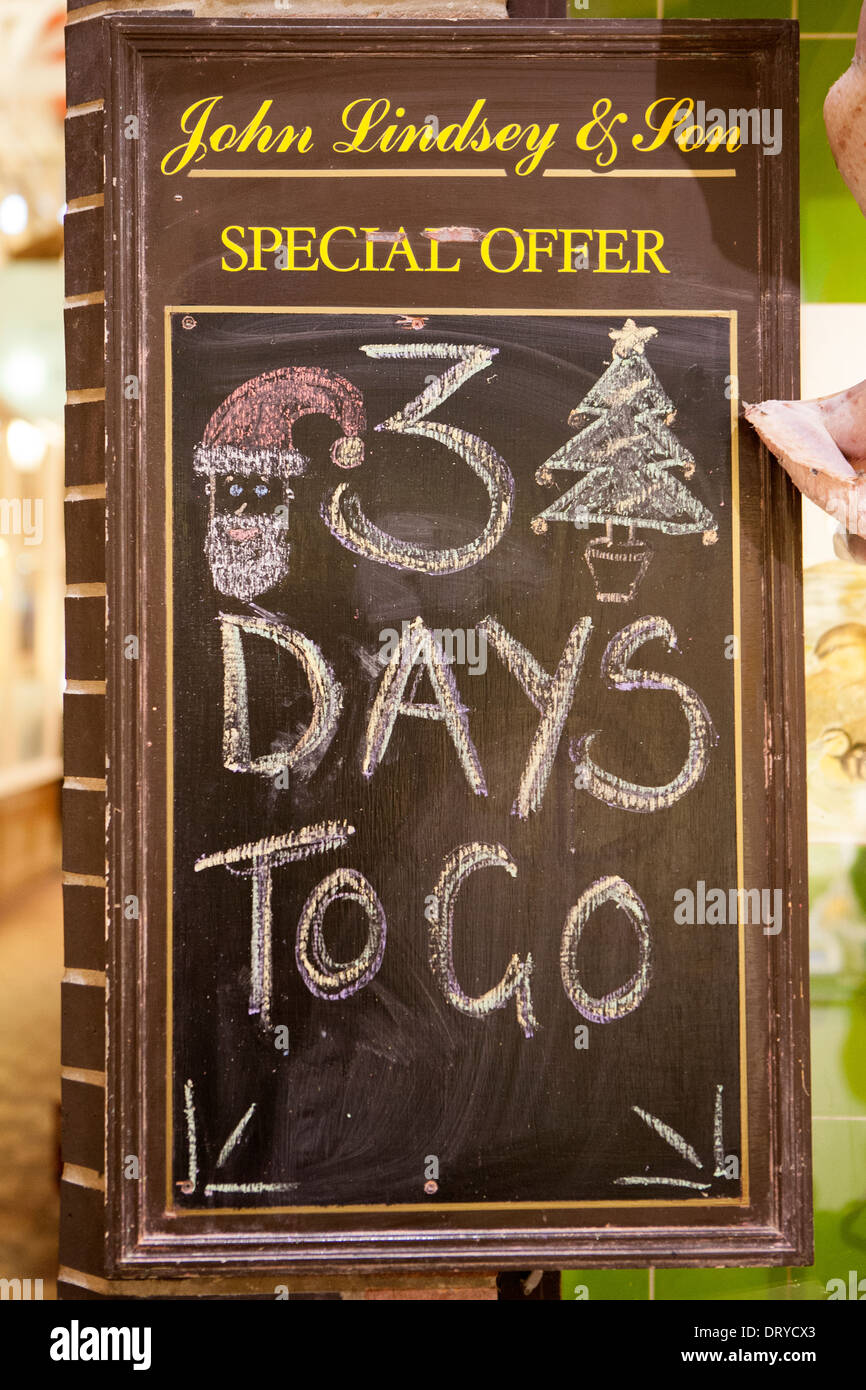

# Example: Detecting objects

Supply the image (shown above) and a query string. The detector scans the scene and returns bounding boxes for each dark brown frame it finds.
[99,18,809,1277]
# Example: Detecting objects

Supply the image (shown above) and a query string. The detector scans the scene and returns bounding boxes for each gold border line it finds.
[544,169,737,179]
[181,1196,744,1217]
[188,169,508,179]
[165,307,175,1214]
[164,306,747,1218]
[730,314,749,1208]
[172,307,737,319]
[186,168,736,180]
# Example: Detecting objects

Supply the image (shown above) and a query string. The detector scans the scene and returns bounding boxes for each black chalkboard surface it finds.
[98,19,810,1273]
[170,310,740,1208]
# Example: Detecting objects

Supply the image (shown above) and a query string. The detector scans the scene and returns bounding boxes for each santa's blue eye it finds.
[254,484,269,497]
[229,484,243,497]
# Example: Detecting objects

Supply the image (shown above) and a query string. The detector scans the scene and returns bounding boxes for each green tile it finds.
[561,1269,649,1299]
[808,843,851,909]
[803,197,866,302]
[788,1213,866,1299]
[800,38,866,302]
[788,1119,866,1300]
[800,1,862,34]
[810,996,866,1118]
[663,1,793,17]
[774,1273,832,1299]
[569,1,657,15]
[812,1117,864,1211]
[655,1265,790,1300]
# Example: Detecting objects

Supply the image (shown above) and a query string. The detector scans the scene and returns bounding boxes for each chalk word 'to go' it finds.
[196,825,654,1037]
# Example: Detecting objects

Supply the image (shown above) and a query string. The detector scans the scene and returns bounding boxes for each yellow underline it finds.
[188,166,737,181]
[544,168,737,179]
[187,168,508,179]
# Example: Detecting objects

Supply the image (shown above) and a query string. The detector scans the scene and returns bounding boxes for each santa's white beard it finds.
[205,512,290,601]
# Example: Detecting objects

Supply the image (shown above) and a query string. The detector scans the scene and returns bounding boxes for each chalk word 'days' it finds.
[219,611,716,821]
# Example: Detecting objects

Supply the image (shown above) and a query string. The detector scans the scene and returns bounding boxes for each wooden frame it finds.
[97,18,809,1277]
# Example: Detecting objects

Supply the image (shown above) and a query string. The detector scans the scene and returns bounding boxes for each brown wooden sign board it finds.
[95,18,809,1275]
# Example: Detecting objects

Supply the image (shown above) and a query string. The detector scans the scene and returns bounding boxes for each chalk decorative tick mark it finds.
[614,1085,730,1192]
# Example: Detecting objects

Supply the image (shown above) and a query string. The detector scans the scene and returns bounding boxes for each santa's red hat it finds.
[193,367,365,479]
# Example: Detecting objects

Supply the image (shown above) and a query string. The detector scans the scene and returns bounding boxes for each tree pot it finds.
[584,535,652,603]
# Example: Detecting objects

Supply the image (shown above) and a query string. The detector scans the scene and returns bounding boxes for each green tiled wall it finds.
[568,1,866,302]
[654,1267,791,1300]
[800,0,863,32]
[562,1270,651,1300]
[801,36,866,301]
[562,0,866,1303]
[794,1118,866,1297]
[665,0,793,16]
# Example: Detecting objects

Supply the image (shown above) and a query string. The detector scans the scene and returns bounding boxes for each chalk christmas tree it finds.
[532,320,718,603]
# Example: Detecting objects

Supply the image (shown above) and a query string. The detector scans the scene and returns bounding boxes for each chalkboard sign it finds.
[101,18,810,1273]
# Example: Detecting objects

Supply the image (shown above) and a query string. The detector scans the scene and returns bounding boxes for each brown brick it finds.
[61,1077,105,1173]
[65,206,105,298]
[62,787,105,877]
[57,1281,115,1301]
[65,498,105,585]
[65,303,105,392]
[66,399,105,487]
[61,981,106,1072]
[64,693,106,779]
[66,110,104,203]
[65,595,106,681]
[65,18,107,109]
[59,1179,106,1278]
[63,884,107,973]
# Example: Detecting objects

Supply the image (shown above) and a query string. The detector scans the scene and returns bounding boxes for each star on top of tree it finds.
[609,319,659,359]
